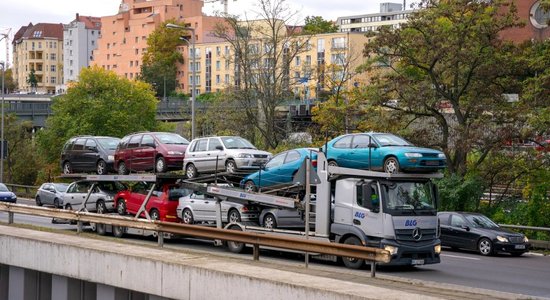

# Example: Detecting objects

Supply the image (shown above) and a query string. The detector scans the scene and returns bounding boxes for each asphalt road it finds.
[2,198,550,298]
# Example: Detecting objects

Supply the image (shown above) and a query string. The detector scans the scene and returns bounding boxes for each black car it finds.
[61,136,121,175]
[438,212,530,256]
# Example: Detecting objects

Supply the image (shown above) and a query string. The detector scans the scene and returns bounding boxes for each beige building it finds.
[93,0,223,80]
[12,23,64,94]
[177,31,371,99]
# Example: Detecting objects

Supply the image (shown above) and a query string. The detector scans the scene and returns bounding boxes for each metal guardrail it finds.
[4,183,39,197]
[0,202,390,276]
[500,224,550,250]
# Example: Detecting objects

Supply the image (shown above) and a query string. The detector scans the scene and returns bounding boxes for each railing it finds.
[4,183,39,198]
[0,202,390,277]
[500,224,550,250]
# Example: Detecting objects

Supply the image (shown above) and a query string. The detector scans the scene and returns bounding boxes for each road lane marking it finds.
[441,254,481,260]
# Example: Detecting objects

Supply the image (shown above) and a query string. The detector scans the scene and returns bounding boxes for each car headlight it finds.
[237,153,253,158]
[105,195,114,201]
[404,153,422,158]
[384,245,398,255]
[438,153,446,158]
[523,236,529,243]
[434,244,441,254]
[11,194,17,199]
[496,235,509,243]
[108,155,115,161]
[168,151,183,155]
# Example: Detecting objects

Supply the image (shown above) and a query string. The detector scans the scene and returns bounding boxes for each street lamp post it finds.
[0,62,5,183]
[166,23,196,140]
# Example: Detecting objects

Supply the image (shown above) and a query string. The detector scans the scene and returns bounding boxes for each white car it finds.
[183,136,271,178]
[177,191,259,224]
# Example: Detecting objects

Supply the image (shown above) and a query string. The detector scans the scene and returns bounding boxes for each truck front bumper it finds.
[379,239,441,266]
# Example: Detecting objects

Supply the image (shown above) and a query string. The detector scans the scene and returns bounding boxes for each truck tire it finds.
[113,225,126,238]
[95,200,107,236]
[342,236,365,269]
[226,224,245,253]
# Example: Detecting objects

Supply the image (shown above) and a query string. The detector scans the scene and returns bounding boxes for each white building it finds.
[337,2,413,33]
[62,14,101,86]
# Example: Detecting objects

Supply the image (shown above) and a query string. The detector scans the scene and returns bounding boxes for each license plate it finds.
[425,161,439,166]
[411,259,425,265]
[515,244,525,249]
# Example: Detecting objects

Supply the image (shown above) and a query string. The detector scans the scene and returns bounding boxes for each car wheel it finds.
[155,156,167,173]
[113,225,126,238]
[118,161,129,175]
[95,201,107,235]
[328,160,338,168]
[225,160,237,173]
[96,160,108,175]
[244,180,257,193]
[35,196,42,206]
[116,199,127,215]
[478,237,494,256]
[228,209,241,223]
[182,209,194,224]
[53,198,60,208]
[150,209,160,221]
[342,236,365,269]
[226,224,245,253]
[263,213,277,229]
[383,157,400,174]
[65,204,73,210]
[63,162,72,174]
[185,163,198,179]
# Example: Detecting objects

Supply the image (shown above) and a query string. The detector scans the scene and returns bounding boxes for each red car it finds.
[115,132,190,174]
[114,182,192,222]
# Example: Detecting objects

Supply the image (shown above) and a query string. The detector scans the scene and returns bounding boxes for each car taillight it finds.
[311,160,318,168]
[241,206,249,212]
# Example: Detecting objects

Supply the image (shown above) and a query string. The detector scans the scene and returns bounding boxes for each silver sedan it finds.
[35,183,69,208]
[177,192,259,225]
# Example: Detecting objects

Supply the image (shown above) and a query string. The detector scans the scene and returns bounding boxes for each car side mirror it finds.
[461,225,470,231]
[368,143,378,148]
[215,145,223,151]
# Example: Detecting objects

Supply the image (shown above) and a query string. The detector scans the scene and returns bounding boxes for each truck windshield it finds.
[381,181,436,216]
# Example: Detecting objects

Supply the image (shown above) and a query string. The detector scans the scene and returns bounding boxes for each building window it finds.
[50,53,56,60]
[531,1,550,29]
[224,74,229,84]
[91,30,95,35]
[216,74,220,84]
[216,46,221,56]
[51,77,56,84]
[51,65,56,72]
[135,49,139,55]
[107,43,110,49]
[317,39,325,52]
[135,36,139,43]
[216,60,220,71]
[70,60,73,66]
[305,55,311,65]
[295,56,301,66]
[331,37,346,49]
[107,54,110,60]
[130,61,134,67]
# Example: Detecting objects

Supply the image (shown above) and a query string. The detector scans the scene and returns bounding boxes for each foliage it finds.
[26,69,38,91]
[213,0,311,149]
[2,68,17,93]
[436,173,485,212]
[36,66,158,162]
[139,20,186,98]
[303,16,338,34]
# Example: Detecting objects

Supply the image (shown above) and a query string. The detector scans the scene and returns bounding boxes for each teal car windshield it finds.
[373,133,412,147]
[381,181,437,216]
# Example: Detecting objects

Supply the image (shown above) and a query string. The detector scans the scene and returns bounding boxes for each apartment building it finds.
[176,31,370,99]
[500,0,550,42]
[12,23,64,94]
[337,2,413,33]
[93,0,222,80]
[63,14,102,85]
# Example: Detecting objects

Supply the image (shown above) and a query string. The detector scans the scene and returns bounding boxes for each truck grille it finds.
[395,228,437,242]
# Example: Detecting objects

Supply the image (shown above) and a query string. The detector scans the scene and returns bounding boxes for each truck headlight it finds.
[434,244,441,254]
[237,153,253,158]
[384,245,398,255]
[404,153,422,158]
[496,235,509,243]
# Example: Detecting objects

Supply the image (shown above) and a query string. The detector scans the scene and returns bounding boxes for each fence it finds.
[4,183,39,198]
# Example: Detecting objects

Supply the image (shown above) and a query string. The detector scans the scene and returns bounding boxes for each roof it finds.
[15,23,63,42]
[12,23,31,45]
[76,14,102,30]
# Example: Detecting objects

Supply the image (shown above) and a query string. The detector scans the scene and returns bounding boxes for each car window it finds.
[438,213,450,226]
[73,182,90,193]
[284,151,301,163]
[85,139,97,151]
[208,138,223,151]
[141,135,155,148]
[97,182,127,193]
[154,133,189,145]
[0,183,8,192]
[333,136,353,149]
[96,137,120,150]
[63,139,75,151]
[266,152,286,168]
[196,139,208,152]
[373,133,412,147]
[352,135,373,149]
[221,137,256,149]
[128,135,142,149]
[168,186,193,201]
[73,138,86,150]
[450,214,467,227]
[465,214,499,229]
[132,182,151,195]
[118,136,130,149]
[54,184,69,192]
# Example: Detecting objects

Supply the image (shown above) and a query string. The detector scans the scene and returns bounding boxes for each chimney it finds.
[76,13,79,20]
[403,0,406,10]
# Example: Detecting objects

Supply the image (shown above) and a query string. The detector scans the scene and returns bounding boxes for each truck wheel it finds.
[95,201,107,235]
[226,224,245,253]
[342,236,365,269]
[113,225,126,238]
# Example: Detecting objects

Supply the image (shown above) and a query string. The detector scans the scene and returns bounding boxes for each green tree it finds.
[36,66,158,162]
[140,20,187,98]
[303,16,338,34]
[26,68,38,92]
[3,68,17,93]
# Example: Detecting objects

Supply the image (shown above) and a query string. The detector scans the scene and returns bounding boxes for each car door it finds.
[329,135,354,168]
[449,214,477,249]
[188,192,213,221]
[40,184,53,205]
[206,137,225,172]
[351,134,381,169]
[83,139,101,171]
[126,182,149,214]
[437,213,452,246]
[70,138,87,171]
[66,182,89,210]
[125,135,143,171]
[189,138,209,172]
[259,152,287,187]
[138,134,156,171]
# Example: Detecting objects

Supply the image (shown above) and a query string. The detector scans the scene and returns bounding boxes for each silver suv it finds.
[183,136,271,178]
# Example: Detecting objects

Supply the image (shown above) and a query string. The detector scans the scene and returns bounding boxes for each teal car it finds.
[325,133,446,173]
[240,148,318,192]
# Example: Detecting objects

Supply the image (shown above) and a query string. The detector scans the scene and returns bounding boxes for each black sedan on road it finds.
[438,211,530,256]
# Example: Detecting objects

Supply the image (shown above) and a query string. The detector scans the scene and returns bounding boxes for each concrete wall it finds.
[0,225,443,300]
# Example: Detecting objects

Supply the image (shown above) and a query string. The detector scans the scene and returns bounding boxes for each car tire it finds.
[342,236,365,269]
[53,198,60,208]
[182,209,194,224]
[478,237,494,256]
[113,225,126,238]
[263,213,277,229]
[383,157,400,174]
[150,209,160,221]
[96,160,108,175]
[95,201,107,235]
[65,204,72,210]
[63,162,72,174]
[155,157,167,173]
[226,224,245,253]
[328,160,338,167]
[225,160,237,173]
[118,161,129,175]
[244,180,257,193]
[116,199,127,215]
[228,209,241,223]
[185,163,198,179]
[35,196,42,206]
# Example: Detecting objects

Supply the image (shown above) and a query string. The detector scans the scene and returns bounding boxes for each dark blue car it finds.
[325,132,446,173]
[240,148,318,192]
[0,183,17,203]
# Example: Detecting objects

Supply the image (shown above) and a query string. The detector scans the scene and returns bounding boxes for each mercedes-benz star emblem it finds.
[412,227,422,241]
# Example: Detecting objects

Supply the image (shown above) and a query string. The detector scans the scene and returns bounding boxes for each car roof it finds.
[438,211,484,216]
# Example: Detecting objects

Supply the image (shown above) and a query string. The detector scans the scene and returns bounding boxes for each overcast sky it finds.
[0,0,407,67]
